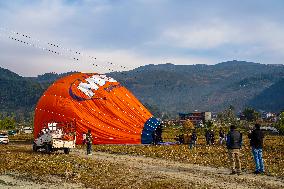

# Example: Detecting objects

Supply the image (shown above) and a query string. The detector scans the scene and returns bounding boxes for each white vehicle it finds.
[23,127,33,134]
[0,133,9,144]
[33,121,76,154]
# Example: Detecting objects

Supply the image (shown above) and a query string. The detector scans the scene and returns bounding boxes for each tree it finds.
[242,107,260,122]
[275,112,284,135]
[204,120,214,128]
[0,116,16,130]
[217,106,238,127]
[182,119,194,134]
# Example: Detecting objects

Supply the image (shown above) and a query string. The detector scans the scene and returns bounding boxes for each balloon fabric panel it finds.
[34,73,160,144]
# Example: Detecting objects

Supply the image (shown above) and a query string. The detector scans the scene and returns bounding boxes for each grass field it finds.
[3,130,284,188]
[94,135,284,178]
[0,145,205,188]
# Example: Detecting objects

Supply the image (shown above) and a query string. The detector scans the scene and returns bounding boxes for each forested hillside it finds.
[0,68,44,112]
[110,61,284,115]
[248,78,284,112]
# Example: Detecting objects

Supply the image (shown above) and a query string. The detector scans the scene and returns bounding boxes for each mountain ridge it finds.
[0,60,283,118]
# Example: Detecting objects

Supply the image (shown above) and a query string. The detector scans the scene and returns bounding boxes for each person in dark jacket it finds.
[86,130,93,155]
[189,130,197,149]
[219,129,225,145]
[209,130,215,145]
[205,130,210,145]
[154,124,163,144]
[226,125,243,175]
[248,123,265,174]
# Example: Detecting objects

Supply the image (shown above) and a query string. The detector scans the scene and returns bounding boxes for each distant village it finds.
[163,110,282,135]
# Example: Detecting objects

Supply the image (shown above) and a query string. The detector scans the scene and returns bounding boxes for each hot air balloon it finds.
[34,73,160,144]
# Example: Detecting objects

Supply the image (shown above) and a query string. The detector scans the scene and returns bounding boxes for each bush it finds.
[275,112,284,135]
[0,116,16,130]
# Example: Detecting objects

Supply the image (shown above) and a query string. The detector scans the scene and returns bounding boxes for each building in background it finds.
[179,112,212,126]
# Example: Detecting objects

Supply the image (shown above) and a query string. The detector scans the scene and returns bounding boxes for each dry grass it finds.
[8,133,34,143]
[0,145,203,188]
[2,131,283,188]
[94,135,284,178]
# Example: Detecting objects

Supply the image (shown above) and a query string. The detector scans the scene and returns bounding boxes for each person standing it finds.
[226,125,243,175]
[155,124,163,143]
[205,130,210,145]
[248,123,265,174]
[210,130,215,145]
[219,129,225,145]
[189,130,197,149]
[86,129,93,155]
[82,132,86,145]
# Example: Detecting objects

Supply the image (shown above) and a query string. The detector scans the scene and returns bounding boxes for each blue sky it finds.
[0,0,284,76]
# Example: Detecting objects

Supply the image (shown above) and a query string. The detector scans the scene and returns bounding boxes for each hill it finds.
[248,78,284,112]
[1,60,284,118]
[0,67,44,120]
[109,61,284,115]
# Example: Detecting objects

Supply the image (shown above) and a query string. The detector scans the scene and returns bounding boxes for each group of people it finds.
[205,129,216,145]
[82,124,265,175]
[204,129,226,145]
[227,123,265,175]
[187,124,265,175]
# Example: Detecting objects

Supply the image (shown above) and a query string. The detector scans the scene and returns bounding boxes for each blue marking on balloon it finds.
[141,117,160,144]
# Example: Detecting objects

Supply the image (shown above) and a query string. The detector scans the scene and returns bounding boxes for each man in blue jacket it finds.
[248,123,265,174]
[226,125,243,175]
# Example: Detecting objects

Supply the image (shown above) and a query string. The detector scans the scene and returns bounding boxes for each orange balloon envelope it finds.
[34,73,160,144]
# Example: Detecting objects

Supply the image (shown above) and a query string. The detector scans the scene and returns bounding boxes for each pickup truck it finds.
[33,122,76,154]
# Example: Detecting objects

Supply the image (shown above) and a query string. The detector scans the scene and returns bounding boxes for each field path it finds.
[73,148,284,189]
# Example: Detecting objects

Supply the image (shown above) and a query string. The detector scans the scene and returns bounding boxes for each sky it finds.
[0,0,284,76]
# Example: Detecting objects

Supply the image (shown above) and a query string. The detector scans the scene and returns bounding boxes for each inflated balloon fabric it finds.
[34,73,160,144]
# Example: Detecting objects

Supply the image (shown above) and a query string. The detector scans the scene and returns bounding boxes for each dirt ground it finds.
[72,149,284,189]
[0,174,84,189]
[1,145,284,189]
